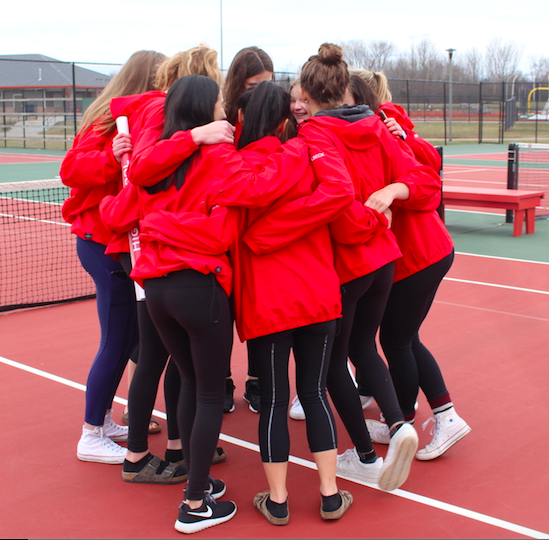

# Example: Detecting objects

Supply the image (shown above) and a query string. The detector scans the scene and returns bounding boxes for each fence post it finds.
[72,63,77,139]
[506,143,518,223]
[478,82,482,143]
[443,82,447,145]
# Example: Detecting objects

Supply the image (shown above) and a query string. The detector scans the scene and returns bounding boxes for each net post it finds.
[506,143,519,223]
[435,146,444,220]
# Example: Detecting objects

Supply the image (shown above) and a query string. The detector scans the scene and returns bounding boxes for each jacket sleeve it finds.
[139,206,239,255]
[207,142,309,209]
[383,132,442,212]
[99,182,140,234]
[60,126,120,188]
[242,132,354,254]
[328,200,388,245]
[129,127,200,187]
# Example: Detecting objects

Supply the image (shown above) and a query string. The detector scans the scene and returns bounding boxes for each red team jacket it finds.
[378,102,454,281]
[232,136,353,341]
[60,119,122,246]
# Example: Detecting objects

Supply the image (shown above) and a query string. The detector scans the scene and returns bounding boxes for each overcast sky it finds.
[3,0,547,76]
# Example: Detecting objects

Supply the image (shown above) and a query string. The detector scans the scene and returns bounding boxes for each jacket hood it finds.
[315,104,374,123]
[303,105,385,152]
[110,91,165,120]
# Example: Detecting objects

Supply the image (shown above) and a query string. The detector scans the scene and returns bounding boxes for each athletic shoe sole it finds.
[174,503,237,534]
[416,423,471,461]
[77,453,125,464]
[378,425,418,491]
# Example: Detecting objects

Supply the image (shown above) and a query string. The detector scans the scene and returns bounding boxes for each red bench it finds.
[442,187,545,237]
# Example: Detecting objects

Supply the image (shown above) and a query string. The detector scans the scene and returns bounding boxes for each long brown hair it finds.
[154,44,222,92]
[300,43,349,110]
[223,46,273,124]
[80,50,167,135]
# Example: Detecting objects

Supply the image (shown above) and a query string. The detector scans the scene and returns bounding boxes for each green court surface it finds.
[445,209,549,263]
[0,148,65,183]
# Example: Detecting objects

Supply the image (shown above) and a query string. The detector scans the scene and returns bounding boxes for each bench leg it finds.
[513,209,525,236]
[526,208,536,234]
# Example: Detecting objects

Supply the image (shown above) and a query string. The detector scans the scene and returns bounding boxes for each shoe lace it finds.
[421,417,436,435]
[102,433,124,453]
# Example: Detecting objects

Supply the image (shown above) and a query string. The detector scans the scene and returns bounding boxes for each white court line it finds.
[443,277,549,295]
[455,251,549,266]
[0,354,547,539]
[435,301,549,322]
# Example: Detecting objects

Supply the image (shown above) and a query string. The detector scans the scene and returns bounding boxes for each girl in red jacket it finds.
[60,50,166,465]
[222,46,275,414]
[101,45,231,485]
[348,70,471,460]
[233,81,354,524]
[126,75,244,534]
[295,43,448,492]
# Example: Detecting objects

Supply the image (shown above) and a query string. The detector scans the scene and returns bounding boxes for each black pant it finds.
[248,320,338,463]
[328,263,403,455]
[145,269,233,501]
[380,252,454,416]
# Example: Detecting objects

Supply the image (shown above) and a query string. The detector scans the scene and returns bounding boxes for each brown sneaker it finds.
[320,489,353,520]
[253,491,289,526]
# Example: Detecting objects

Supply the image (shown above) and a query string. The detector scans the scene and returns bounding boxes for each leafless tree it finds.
[340,39,395,71]
[457,48,484,83]
[484,37,523,81]
[529,56,549,84]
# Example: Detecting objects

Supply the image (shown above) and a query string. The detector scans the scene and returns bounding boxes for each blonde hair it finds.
[349,68,392,103]
[80,50,167,135]
[300,43,349,109]
[154,44,222,92]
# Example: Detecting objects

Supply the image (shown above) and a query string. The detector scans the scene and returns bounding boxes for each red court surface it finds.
[0,153,64,164]
[1,250,549,539]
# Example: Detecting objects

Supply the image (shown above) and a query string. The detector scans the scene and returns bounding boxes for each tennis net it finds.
[0,179,95,312]
[507,143,549,217]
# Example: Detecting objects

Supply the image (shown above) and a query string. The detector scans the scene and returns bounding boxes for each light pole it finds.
[446,48,456,142]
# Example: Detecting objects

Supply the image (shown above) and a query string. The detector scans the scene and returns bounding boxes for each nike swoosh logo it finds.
[187,505,213,518]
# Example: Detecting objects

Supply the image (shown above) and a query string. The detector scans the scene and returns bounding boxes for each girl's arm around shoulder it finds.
[243,141,354,255]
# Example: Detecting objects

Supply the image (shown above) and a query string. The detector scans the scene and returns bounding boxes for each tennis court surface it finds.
[1,145,548,539]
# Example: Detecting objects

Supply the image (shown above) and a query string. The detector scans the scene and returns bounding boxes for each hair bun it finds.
[317,43,343,66]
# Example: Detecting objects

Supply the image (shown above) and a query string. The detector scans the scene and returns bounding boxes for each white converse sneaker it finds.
[378,423,418,491]
[416,407,471,461]
[336,448,383,484]
[77,426,127,464]
[365,419,390,444]
[289,396,305,420]
[103,410,129,442]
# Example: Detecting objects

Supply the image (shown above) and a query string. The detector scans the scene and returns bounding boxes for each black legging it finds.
[248,320,338,463]
[380,251,454,417]
[328,263,404,455]
[144,269,233,501]
[119,254,181,451]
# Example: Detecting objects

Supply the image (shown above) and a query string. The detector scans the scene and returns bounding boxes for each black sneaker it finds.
[243,379,261,413]
[175,494,237,534]
[224,379,235,413]
[205,476,226,499]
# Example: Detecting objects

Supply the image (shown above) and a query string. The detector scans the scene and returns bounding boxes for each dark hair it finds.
[146,75,220,194]
[236,81,290,150]
[348,74,380,111]
[300,43,349,109]
[223,47,274,124]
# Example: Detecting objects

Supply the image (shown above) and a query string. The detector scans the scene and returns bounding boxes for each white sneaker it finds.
[336,448,383,484]
[365,419,390,444]
[103,410,129,442]
[416,407,471,461]
[378,423,418,492]
[77,425,127,464]
[289,396,306,420]
[360,395,375,409]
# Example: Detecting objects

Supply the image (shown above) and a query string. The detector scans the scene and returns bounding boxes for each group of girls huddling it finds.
[60,42,471,534]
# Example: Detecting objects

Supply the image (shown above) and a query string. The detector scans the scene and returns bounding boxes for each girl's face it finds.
[290,84,310,124]
[244,70,273,90]
[213,91,226,121]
